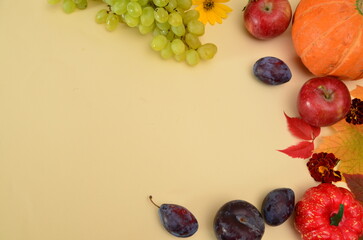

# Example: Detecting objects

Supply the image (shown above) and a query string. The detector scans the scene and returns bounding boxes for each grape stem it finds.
[149,195,161,208]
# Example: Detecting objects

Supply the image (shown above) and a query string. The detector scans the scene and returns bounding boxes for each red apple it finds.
[243,0,292,40]
[297,77,351,127]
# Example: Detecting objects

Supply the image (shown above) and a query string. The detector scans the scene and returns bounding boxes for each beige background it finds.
[1,0,362,239]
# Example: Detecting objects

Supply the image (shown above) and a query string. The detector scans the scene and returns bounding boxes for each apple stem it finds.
[357,0,363,15]
[263,2,273,11]
[149,195,161,208]
[318,86,333,100]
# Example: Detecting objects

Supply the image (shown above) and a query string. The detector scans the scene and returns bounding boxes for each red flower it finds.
[307,152,342,183]
[345,98,363,125]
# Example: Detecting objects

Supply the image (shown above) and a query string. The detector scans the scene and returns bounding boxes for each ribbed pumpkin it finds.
[291,0,363,80]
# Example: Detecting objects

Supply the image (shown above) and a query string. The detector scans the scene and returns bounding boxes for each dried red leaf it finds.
[278,141,314,159]
[284,112,321,140]
[344,173,363,205]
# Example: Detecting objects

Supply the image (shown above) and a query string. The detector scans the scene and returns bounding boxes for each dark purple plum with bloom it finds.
[261,188,295,226]
[149,196,198,238]
[214,200,265,240]
[253,56,292,85]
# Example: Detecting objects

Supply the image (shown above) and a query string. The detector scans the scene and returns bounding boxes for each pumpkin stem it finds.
[357,0,363,15]
[330,204,344,226]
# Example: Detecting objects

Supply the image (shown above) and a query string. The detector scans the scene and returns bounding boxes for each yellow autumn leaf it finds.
[351,85,363,99]
[315,85,363,175]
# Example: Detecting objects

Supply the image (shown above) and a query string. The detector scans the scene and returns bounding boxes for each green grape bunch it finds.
[48,0,88,13]
[48,0,218,66]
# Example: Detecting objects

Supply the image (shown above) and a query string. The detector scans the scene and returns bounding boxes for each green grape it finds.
[75,0,87,9]
[171,24,185,36]
[170,38,185,55]
[185,49,200,66]
[48,0,61,5]
[166,30,175,41]
[95,9,109,24]
[138,0,150,6]
[62,0,76,13]
[103,0,115,5]
[160,41,174,59]
[183,9,199,25]
[150,34,168,51]
[165,0,177,12]
[187,19,204,36]
[159,28,169,36]
[102,0,115,6]
[123,13,140,27]
[168,12,183,26]
[184,33,201,49]
[173,7,184,18]
[138,22,156,35]
[105,13,119,31]
[118,14,124,22]
[127,1,142,18]
[153,27,161,36]
[197,43,217,60]
[154,7,169,23]
[112,0,128,15]
[156,21,170,31]
[153,0,169,7]
[140,6,154,27]
[176,0,192,10]
[174,52,186,62]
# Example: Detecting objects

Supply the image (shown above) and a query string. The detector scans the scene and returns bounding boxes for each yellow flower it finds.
[193,0,232,25]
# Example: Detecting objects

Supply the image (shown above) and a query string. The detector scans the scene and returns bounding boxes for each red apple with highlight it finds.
[243,0,292,40]
[297,77,352,127]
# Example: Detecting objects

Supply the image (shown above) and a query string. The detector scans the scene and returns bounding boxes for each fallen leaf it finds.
[315,120,363,175]
[284,113,321,140]
[278,141,314,159]
[350,85,363,99]
[315,85,363,175]
[344,173,363,205]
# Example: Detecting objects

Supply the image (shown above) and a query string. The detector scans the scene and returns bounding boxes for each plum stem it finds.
[149,195,160,208]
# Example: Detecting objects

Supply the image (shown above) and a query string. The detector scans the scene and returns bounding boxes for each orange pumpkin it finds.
[291,0,363,80]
